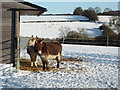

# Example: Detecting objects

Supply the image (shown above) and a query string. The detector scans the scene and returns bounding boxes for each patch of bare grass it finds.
[20,58,84,72]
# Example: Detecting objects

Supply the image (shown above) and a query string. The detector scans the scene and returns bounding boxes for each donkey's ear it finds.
[31,35,34,38]
[40,38,44,43]
[41,38,44,41]
[36,36,38,39]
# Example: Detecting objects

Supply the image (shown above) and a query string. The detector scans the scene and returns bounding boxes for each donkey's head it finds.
[35,38,44,55]
[27,35,37,46]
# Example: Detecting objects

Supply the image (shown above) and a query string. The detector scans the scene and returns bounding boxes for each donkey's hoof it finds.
[46,67,49,70]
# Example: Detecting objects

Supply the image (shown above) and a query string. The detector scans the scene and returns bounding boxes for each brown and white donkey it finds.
[35,38,62,70]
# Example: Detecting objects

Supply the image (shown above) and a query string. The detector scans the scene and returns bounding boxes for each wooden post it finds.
[107,35,109,47]
[16,11,20,70]
[62,38,65,44]
[0,2,2,63]
[16,37,20,70]
[11,10,16,67]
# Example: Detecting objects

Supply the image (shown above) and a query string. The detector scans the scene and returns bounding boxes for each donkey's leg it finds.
[56,53,62,68]
[30,55,34,67]
[32,55,36,67]
[45,59,49,70]
[56,56,60,68]
[34,55,38,67]
[34,61,38,67]
[40,57,46,70]
[31,62,34,67]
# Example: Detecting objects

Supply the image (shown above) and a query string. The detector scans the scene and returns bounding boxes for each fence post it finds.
[16,37,20,71]
[11,10,16,67]
[107,36,109,47]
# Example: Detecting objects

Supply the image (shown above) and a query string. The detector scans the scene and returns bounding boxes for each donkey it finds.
[27,35,38,67]
[35,38,62,70]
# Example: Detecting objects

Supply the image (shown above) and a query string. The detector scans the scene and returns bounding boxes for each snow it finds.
[1,44,119,88]
[1,15,119,88]
[20,22,102,38]
[20,15,112,39]
[21,15,89,22]
[98,16,112,24]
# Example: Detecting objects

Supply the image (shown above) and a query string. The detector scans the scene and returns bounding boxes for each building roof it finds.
[19,1,47,11]
[2,0,47,15]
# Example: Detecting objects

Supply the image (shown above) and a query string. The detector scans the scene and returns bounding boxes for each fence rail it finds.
[19,37,120,49]
[58,38,120,47]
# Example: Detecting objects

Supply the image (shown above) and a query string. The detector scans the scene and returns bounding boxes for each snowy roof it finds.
[21,15,89,22]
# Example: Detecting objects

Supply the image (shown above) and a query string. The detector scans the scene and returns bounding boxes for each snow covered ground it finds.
[21,15,89,22]
[20,15,113,39]
[98,15,112,24]
[20,15,111,38]
[0,44,119,88]
[20,22,102,38]
[1,15,119,88]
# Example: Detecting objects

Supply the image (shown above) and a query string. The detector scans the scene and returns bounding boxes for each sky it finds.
[25,0,119,14]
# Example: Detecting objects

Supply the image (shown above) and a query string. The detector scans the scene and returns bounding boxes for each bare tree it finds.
[59,26,70,43]
[109,16,120,32]
[94,7,101,14]
[99,25,116,46]
[109,16,117,26]
[77,27,90,39]
[115,17,120,31]
[82,9,98,22]
[73,7,83,15]
[104,8,112,13]
[88,7,94,11]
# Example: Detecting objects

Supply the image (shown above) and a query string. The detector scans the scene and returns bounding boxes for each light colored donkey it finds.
[27,35,38,67]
